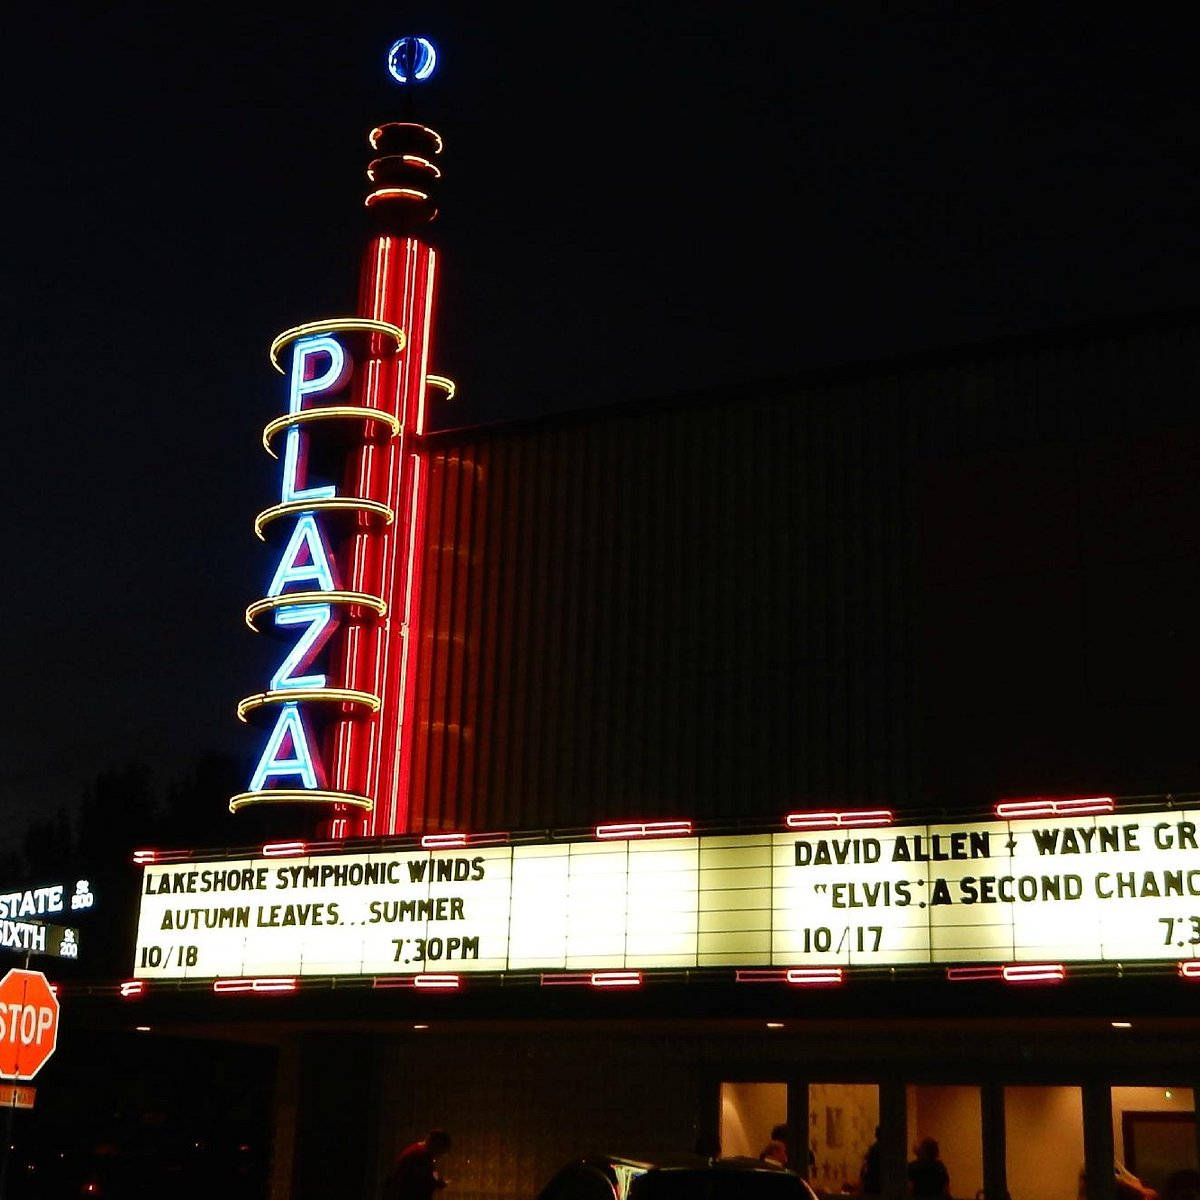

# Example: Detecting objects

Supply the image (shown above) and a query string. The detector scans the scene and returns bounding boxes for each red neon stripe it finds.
[119,981,146,998]
[1001,963,1066,984]
[785,809,894,831]
[212,977,298,994]
[540,973,592,986]
[132,848,193,865]
[420,831,511,849]
[414,974,460,990]
[372,973,461,990]
[1055,797,1115,815]
[785,967,845,986]
[735,969,790,983]
[994,802,1058,819]
[994,796,1115,819]
[261,841,308,858]
[945,965,1005,982]
[590,971,642,988]
[1178,962,1200,979]
[540,971,643,989]
[594,821,693,840]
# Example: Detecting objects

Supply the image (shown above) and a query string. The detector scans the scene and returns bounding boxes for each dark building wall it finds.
[409,315,1200,832]
[375,1034,703,1200]
[913,322,1200,804]
[368,1026,1199,1200]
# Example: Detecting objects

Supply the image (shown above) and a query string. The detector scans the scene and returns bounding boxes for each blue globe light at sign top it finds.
[387,37,437,84]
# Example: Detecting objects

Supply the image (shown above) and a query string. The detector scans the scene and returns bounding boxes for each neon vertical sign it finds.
[231,44,451,838]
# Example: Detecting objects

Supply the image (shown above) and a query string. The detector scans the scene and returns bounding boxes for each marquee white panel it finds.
[133,810,1200,979]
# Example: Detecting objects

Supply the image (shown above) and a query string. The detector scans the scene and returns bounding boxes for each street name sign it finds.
[0,919,79,959]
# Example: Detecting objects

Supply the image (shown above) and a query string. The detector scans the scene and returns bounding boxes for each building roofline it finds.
[428,303,1200,443]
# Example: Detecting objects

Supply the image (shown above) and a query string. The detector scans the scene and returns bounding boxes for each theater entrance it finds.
[716,1079,1196,1200]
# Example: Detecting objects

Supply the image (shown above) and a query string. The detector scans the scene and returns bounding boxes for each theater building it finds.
[115,41,1200,1200]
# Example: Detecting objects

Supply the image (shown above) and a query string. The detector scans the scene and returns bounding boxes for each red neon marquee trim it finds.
[735,969,789,983]
[734,968,844,986]
[1002,963,1066,984]
[212,977,298,994]
[590,971,642,988]
[540,971,643,989]
[594,821,693,840]
[421,833,466,849]
[373,973,461,991]
[994,797,1115,819]
[945,965,1004,982]
[132,848,193,865]
[414,974,460,990]
[785,967,845,986]
[261,841,308,858]
[946,963,1067,983]
[119,981,146,998]
[785,809,895,831]
[420,832,512,849]
[1179,962,1200,979]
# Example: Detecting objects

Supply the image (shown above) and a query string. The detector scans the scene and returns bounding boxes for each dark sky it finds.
[4,4,1200,851]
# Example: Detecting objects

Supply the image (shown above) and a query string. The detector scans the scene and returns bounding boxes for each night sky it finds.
[4,5,1200,852]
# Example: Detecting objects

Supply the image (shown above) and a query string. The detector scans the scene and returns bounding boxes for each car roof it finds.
[537,1152,819,1200]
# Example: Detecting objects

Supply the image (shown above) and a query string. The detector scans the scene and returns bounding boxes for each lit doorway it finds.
[808,1083,880,1194]
[1004,1086,1083,1200]
[1113,1086,1197,1200]
[906,1085,983,1200]
[720,1082,787,1161]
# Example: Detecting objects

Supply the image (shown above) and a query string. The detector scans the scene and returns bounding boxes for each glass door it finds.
[720,1082,788,1162]
[1004,1086,1084,1200]
[906,1085,983,1200]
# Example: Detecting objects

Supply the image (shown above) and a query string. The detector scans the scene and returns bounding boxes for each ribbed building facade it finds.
[406,312,1200,834]
[113,311,1200,1200]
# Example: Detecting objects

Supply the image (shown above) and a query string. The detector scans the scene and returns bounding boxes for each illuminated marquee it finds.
[134,806,1200,980]
[231,99,452,836]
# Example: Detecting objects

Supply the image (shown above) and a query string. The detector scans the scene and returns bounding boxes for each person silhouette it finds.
[907,1137,949,1198]
[385,1130,452,1200]
[861,1127,882,1194]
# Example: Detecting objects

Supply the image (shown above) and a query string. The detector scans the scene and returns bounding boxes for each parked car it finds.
[537,1153,822,1200]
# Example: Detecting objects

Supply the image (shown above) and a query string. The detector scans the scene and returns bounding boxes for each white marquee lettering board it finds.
[132,809,1200,978]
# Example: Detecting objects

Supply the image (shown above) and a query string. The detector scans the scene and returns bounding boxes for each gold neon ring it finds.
[229,788,374,814]
[269,318,406,375]
[244,590,388,633]
[367,154,442,182]
[237,687,382,724]
[262,406,402,457]
[254,497,394,541]
[364,187,431,208]
[369,123,444,155]
[425,374,456,402]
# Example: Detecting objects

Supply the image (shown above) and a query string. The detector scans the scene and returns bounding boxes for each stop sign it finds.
[0,968,60,1081]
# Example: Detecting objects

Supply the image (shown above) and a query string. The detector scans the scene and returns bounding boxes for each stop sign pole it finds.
[0,968,59,1082]
[0,967,59,1200]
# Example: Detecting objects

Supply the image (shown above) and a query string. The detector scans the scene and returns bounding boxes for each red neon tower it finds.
[329,118,450,837]
[232,40,450,838]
